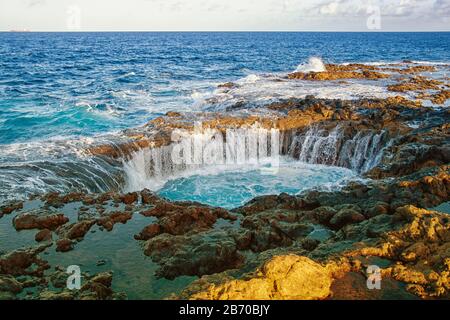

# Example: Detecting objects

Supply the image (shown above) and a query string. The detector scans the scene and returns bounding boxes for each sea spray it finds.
[123,124,281,192]
[295,57,327,73]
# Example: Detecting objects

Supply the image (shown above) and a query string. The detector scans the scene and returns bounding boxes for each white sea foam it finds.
[409,60,450,66]
[295,57,327,73]
[237,74,261,84]
[199,77,394,112]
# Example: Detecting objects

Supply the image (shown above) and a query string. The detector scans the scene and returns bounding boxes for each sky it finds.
[0,0,449,31]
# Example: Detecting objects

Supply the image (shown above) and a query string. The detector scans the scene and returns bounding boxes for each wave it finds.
[0,58,448,202]
[237,74,261,84]
[295,57,326,73]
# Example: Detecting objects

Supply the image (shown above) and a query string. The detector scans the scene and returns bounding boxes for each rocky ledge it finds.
[0,92,449,300]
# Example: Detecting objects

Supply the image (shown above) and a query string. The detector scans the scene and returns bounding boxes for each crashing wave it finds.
[295,57,327,73]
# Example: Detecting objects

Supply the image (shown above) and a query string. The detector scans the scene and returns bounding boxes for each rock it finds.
[13,211,68,231]
[65,220,96,240]
[144,232,244,280]
[0,201,23,217]
[35,229,52,242]
[39,290,74,300]
[56,239,73,252]
[388,76,442,92]
[80,272,114,300]
[218,82,237,89]
[0,245,50,276]
[329,208,366,230]
[166,111,182,118]
[364,202,390,218]
[89,272,113,287]
[188,255,332,300]
[399,65,437,74]
[0,291,17,300]
[121,192,138,205]
[97,211,133,231]
[96,260,106,266]
[134,224,161,240]
[301,238,320,251]
[0,275,23,294]
[141,189,159,205]
[289,71,389,81]
[50,270,69,288]
[141,201,235,236]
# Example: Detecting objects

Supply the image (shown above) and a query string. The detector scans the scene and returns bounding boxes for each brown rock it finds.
[97,211,133,231]
[329,209,366,230]
[121,192,138,205]
[35,229,52,242]
[56,239,73,252]
[189,255,332,300]
[134,224,161,240]
[66,220,96,240]
[0,202,23,216]
[13,212,68,231]
[0,275,23,294]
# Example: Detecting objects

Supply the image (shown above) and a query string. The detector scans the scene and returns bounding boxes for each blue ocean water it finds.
[0,32,449,203]
[0,32,449,144]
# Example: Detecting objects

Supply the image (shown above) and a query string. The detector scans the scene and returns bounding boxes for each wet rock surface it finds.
[0,87,449,300]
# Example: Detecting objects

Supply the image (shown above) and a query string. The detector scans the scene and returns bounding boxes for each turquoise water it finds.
[158,161,359,209]
[0,32,449,202]
[1,32,449,144]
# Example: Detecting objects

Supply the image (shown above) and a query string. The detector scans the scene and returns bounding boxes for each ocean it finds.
[0,32,449,203]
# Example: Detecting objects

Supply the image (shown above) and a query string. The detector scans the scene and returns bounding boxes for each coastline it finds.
[0,60,449,300]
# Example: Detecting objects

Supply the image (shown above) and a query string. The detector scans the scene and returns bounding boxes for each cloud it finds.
[434,0,450,16]
[306,0,445,18]
[27,0,46,7]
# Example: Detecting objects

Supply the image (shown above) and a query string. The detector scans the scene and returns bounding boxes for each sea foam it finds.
[295,57,327,73]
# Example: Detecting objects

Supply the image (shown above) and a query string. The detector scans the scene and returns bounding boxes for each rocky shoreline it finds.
[0,64,449,300]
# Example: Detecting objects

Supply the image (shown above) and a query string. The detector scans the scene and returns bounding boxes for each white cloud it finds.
[320,1,340,15]
[0,0,449,31]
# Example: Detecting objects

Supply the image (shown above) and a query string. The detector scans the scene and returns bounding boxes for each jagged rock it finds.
[56,239,73,252]
[388,76,443,92]
[347,205,450,298]
[140,189,159,205]
[97,211,132,231]
[187,255,332,300]
[288,63,390,81]
[35,229,52,242]
[0,275,23,294]
[121,192,138,205]
[64,220,96,240]
[329,208,366,230]
[0,291,16,300]
[13,211,68,231]
[0,245,50,276]
[39,290,74,300]
[144,231,244,280]
[37,270,122,301]
[134,224,160,240]
[140,201,236,237]
[0,201,23,217]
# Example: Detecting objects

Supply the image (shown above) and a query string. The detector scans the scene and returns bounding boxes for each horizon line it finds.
[2,30,450,33]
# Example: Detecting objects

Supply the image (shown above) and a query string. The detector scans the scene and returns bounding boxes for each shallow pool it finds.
[158,159,360,209]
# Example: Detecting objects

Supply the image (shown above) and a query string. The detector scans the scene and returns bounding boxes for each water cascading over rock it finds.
[123,123,391,192]
[123,125,282,192]
[287,124,389,173]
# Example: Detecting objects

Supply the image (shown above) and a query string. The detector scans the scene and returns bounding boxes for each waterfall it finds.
[123,125,282,192]
[287,124,389,173]
[123,122,390,192]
